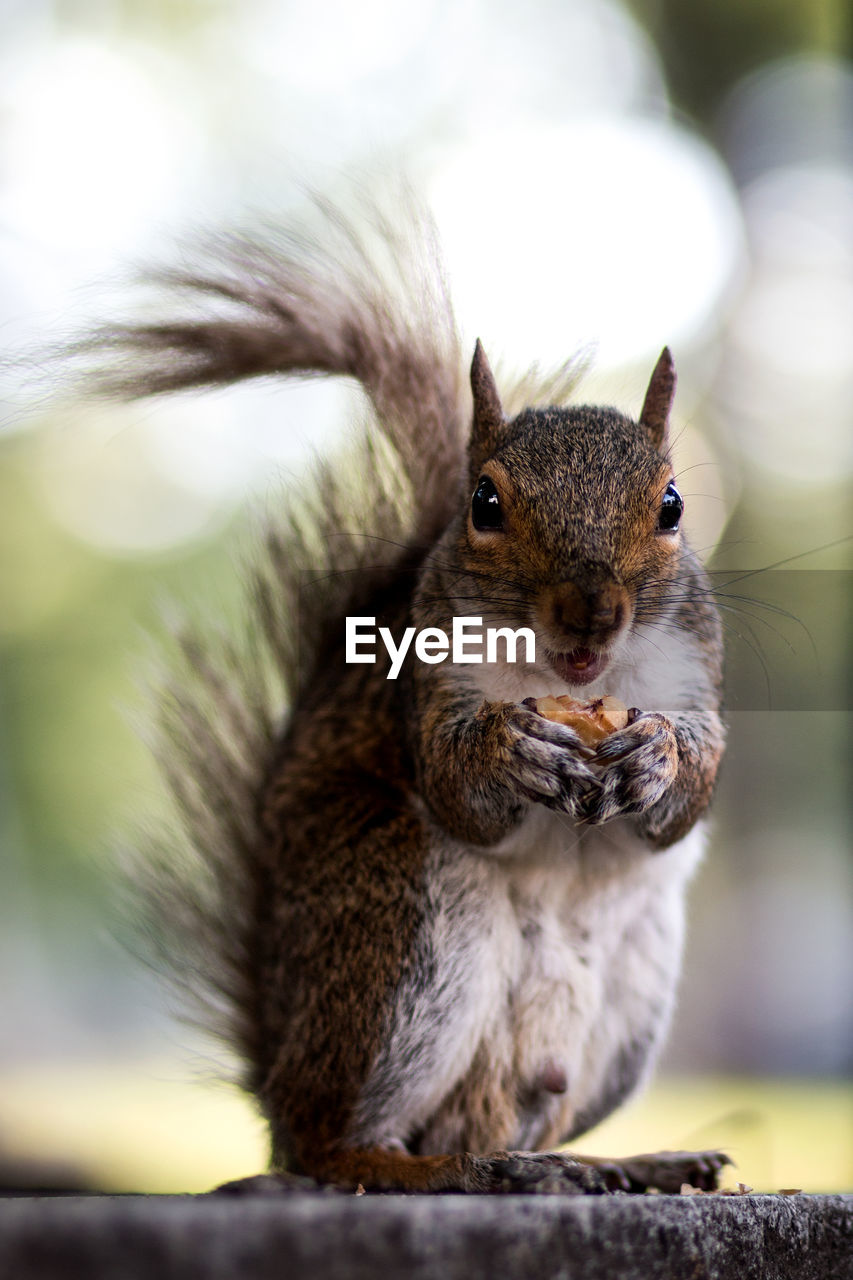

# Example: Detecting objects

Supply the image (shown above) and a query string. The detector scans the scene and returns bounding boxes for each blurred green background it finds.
[0,0,850,1193]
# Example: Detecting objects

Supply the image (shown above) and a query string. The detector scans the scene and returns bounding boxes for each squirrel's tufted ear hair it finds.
[470,340,505,458]
[639,347,676,451]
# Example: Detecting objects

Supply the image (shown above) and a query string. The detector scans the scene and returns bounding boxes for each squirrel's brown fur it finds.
[109,188,727,1195]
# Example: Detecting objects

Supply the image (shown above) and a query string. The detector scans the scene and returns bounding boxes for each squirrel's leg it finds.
[214,1150,610,1194]
[254,763,611,1197]
[309,1148,610,1193]
[252,757,596,1196]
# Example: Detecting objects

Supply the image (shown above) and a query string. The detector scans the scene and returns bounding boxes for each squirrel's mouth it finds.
[545,646,609,687]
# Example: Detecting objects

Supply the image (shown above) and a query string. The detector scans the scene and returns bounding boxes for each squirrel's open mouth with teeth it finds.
[545,646,609,687]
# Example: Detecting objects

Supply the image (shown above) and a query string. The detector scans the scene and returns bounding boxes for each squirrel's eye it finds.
[658,481,683,532]
[471,476,504,531]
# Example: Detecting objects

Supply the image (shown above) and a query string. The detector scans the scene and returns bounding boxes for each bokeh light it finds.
[429,116,745,370]
[0,39,199,271]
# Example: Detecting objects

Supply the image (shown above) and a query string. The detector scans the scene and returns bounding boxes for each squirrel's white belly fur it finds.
[350,814,704,1151]
[348,623,707,1153]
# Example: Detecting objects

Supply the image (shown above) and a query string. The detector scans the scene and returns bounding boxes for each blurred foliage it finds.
[0,430,242,884]
[631,0,850,118]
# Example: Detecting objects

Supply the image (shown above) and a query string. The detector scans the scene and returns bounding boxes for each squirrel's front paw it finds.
[581,712,678,824]
[498,703,602,819]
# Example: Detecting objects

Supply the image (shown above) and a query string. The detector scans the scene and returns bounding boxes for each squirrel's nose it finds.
[543,579,629,643]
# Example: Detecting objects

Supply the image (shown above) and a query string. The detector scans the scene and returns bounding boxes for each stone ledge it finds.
[1,1193,851,1280]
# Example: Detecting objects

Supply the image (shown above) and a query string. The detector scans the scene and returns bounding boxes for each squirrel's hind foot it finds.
[576,1148,732,1194]
[475,1151,610,1195]
[206,1148,730,1197]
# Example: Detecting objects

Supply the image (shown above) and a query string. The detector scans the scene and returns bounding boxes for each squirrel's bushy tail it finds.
[107,189,468,1077]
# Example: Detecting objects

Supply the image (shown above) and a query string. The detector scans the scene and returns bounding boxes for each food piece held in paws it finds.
[530,694,629,747]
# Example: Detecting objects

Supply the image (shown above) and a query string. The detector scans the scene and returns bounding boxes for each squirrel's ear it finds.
[470,340,505,457]
[639,347,676,451]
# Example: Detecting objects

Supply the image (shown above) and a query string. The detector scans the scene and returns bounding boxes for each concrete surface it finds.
[1,1192,851,1280]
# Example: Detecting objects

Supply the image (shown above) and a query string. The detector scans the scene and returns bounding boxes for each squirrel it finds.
[96,190,729,1195]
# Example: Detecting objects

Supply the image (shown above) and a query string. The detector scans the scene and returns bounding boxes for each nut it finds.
[532,694,629,747]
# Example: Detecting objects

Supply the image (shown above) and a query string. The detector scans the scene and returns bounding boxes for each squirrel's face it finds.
[460,407,684,686]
